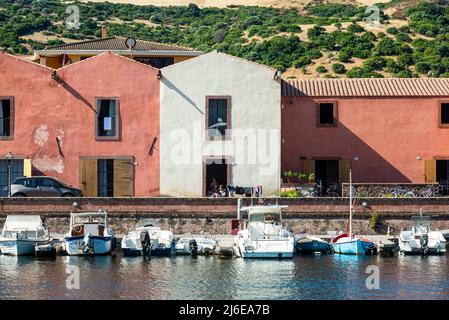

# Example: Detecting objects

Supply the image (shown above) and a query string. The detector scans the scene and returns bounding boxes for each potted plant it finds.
[298,173,306,184]
[308,173,315,183]
[283,171,294,184]
[292,172,299,183]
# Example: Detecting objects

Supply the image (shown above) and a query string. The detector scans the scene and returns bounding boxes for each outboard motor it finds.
[189,239,198,257]
[82,233,93,254]
[420,233,429,255]
[140,230,151,256]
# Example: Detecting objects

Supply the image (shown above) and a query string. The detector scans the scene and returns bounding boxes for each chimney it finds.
[101,26,108,39]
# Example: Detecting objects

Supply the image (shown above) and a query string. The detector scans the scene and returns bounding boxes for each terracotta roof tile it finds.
[282,78,449,97]
[43,36,195,52]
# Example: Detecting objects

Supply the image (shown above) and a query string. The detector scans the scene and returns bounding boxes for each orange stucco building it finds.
[281,78,449,193]
[0,51,160,196]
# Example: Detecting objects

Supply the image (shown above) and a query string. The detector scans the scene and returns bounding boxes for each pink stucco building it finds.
[281,78,449,193]
[0,51,160,196]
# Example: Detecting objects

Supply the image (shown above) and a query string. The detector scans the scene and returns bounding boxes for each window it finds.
[439,102,449,127]
[318,102,336,126]
[98,159,114,197]
[0,98,12,138]
[80,158,133,197]
[0,159,23,196]
[206,96,231,138]
[96,98,119,139]
[40,178,59,188]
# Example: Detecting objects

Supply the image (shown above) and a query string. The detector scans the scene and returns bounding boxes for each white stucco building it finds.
[160,51,281,197]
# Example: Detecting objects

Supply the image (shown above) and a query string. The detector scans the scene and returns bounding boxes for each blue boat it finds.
[331,169,376,255]
[331,233,376,255]
[296,235,330,253]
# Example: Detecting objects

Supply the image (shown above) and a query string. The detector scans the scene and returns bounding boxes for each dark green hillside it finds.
[0,0,448,77]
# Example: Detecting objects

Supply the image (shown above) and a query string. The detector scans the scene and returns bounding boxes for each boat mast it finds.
[349,169,353,239]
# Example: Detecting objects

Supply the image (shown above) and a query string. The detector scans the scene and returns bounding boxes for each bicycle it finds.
[417,185,440,198]
[384,188,415,198]
[325,184,340,197]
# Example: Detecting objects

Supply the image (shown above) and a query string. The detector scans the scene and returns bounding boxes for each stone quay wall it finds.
[0,197,448,235]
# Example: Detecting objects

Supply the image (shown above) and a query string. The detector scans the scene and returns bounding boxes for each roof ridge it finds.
[42,36,196,52]
[44,37,117,50]
[161,50,276,73]
[282,78,449,97]
[0,51,54,71]
[57,51,158,72]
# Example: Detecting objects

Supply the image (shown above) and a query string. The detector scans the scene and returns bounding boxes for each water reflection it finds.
[0,254,448,300]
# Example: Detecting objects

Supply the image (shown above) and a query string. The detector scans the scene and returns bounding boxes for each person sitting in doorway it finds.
[210,177,219,197]
[218,185,226,197]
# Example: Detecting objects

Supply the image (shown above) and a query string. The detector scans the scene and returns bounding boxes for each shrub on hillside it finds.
[332,63,346,74]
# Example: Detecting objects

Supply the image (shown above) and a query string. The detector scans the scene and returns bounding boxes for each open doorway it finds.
[204,158,229,196]
[315,160,339,195]
[436,160,449,195]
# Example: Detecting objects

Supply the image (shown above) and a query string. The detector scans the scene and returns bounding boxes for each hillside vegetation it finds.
[1,0,449,78]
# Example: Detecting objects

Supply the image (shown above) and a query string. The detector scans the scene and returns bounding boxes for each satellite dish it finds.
[58,54,71,66]
[125,37,137,49]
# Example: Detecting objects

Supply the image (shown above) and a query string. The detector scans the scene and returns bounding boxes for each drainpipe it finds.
[237,198,242,220]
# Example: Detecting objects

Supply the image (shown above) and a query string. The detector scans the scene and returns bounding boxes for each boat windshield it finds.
[73,215,105,225]
[411,216,431,228]
[249,213,281,224]
[3,230,38,239]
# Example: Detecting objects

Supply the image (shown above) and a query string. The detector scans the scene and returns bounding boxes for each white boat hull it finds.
[235,238,295,259]
[0,239,47,256]
[121,228,175,256]
[64,236,113,256]
[399,239,447,255]
[399,230,447,255]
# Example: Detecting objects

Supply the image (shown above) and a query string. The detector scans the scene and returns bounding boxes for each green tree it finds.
[332,63,346,74]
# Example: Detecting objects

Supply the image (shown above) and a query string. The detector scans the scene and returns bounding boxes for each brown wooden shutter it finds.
[424,160,436,182]
[113,158,133,197]
[302,160,315,176]
[80,159,98,197]
[338,160,351,185]
[23,159,32,177]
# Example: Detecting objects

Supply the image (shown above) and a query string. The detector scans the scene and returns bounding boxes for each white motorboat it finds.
[122,220,174,256]
[399,215,447,255]
[175,236,218,255]
[0,215,51,256]
[233,204,295,259]
[63,210,116,255]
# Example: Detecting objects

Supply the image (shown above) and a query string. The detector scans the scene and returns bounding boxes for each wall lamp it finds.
[157,70,162,80]
[361,201,369,209]
[51,70,58,80]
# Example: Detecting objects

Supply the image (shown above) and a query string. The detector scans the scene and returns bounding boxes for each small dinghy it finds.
[331,170,376,255]
[0,215,51,256]
[295,235,330,254]
[399,214,447,255]
[122,220,175,256]
[63,210,116,256]
[175,236,218,256]
[35,242,56,257]
[331,233,377,255]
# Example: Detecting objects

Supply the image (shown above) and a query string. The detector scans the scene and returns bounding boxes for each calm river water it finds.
[0,254,448,300]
